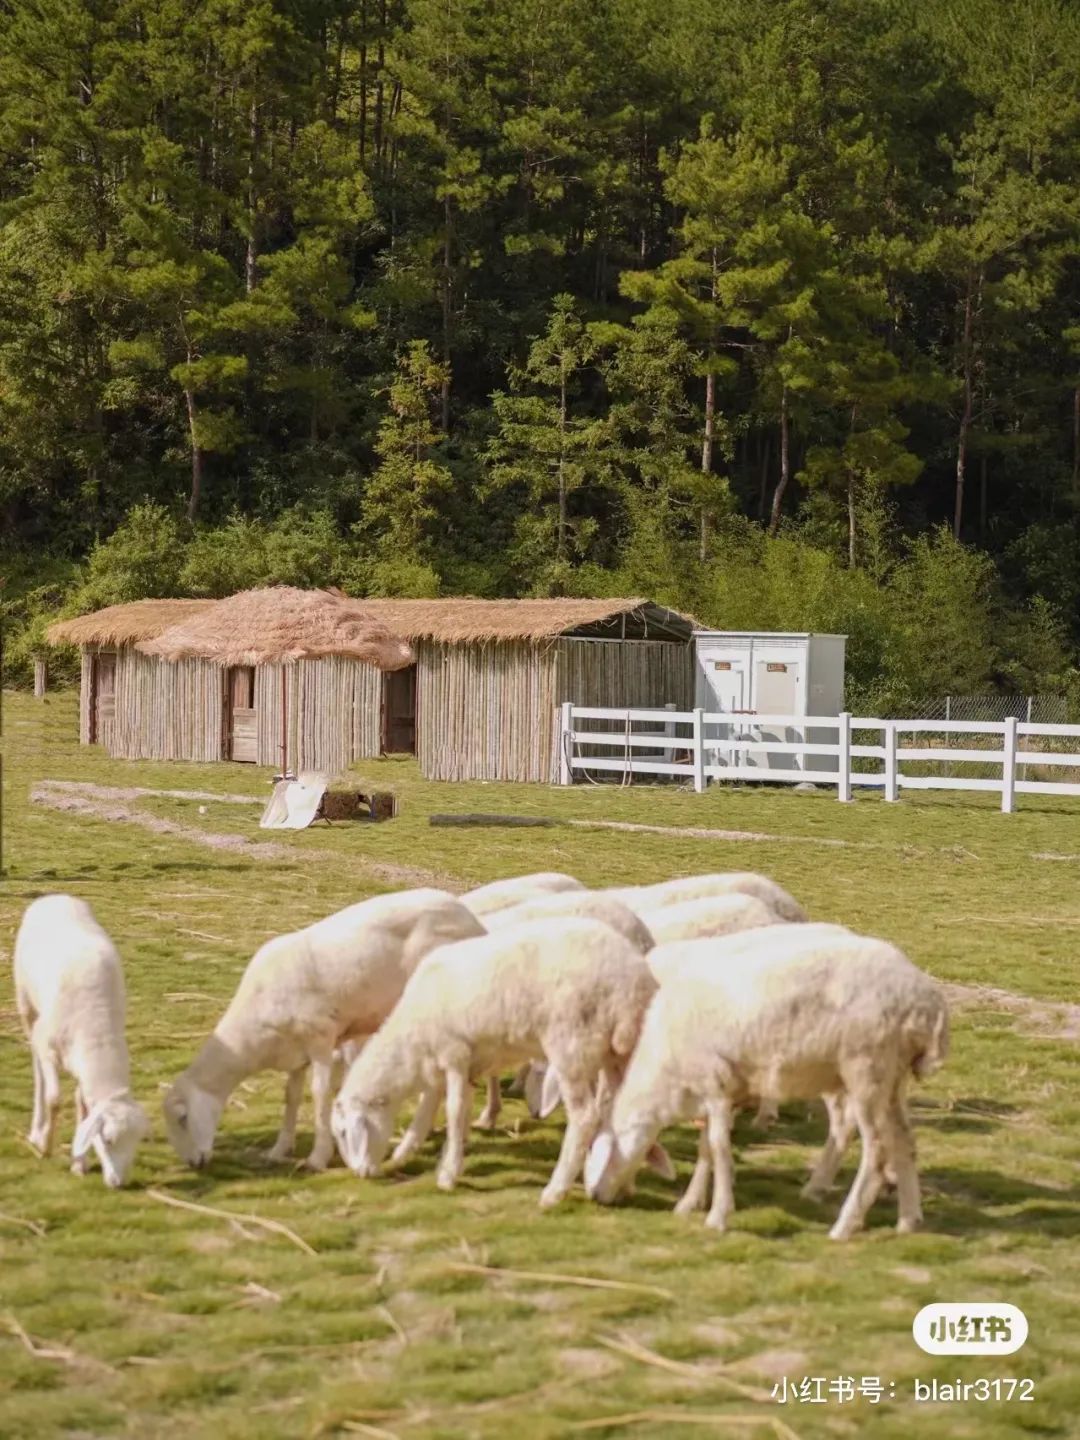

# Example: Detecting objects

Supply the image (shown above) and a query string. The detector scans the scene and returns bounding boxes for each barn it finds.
[48,593,694,783]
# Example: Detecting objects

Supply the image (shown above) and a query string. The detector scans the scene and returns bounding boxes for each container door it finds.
[753,660,800,770]
[701,656,748,769]
[381,665,417,755]
[91,652,117,745]
[226,666,257,762]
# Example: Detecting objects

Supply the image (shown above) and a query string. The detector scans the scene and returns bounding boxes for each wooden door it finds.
[226,666,257,762]
[381,665,417,755]
[91,651,117,744]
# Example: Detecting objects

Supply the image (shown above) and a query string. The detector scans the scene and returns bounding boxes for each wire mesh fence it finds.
[877,695,1080,779]
[890,694,1072,725]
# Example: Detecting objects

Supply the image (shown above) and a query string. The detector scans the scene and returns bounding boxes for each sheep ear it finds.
[538,1067,563,1119]
[584,1131,615,1197]
[72,1103,107,1161]
[644,1141,676,1181]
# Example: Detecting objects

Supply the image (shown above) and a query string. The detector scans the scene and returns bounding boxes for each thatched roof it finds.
[350,598,696,644]
[46,598,217,648]
[137,586,414,670]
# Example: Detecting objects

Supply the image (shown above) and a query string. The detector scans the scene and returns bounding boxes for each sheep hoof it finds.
[538,1185,566,1209]
[896,1214,922,1235]
[390,1139,416,1166]
[801,1181,828,1202]
[304,1149,332,1172]
[828,1221,859,1241]
[436,1170,457,1192]
[674,1192,705,1216]
[70,1157,89,1177]
[267,1141,294,1163]
[703,1212,729,1232]
[474,1110,497,1131]
[28,1131,48,1155]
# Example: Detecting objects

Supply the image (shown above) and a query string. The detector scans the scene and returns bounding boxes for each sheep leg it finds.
[28,1046,46,1151]
[802,1090,855,1200]
[829,1096,886,1241]
[703,1099,736,1232]
[70,1087,90,1176]
[539,1074,599,1209]
[751,1097,778,1129]
[392,1085,442,1165]
[883,1092,922,1234]
[305,1057,336,1171]
[269,1067,307,1162]
[436,1065,471,1191]
[674,1126,711,1216]
[475,1075,501,1130]
[29,1032,61,1156]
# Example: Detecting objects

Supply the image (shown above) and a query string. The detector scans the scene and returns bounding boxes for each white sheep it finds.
[162,888,484,1171]
[642,894,782,948]
[607,872,807,923]
[332,918,657,1207]
[584,923,948,1240]
[460,872,584,918]
[529,894,785,1125]
[13,895,149,1188]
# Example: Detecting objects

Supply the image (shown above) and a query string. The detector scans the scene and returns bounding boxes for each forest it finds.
[1,0,1079,709]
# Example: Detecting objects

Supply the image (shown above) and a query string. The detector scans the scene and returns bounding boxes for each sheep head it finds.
[162,1077,224,1169]
[73,1094,150,1188]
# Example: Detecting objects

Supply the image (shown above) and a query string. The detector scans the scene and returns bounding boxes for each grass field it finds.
[2,689,1079,1440]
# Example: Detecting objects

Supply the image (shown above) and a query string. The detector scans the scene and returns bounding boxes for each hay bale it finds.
[321,782,398,822]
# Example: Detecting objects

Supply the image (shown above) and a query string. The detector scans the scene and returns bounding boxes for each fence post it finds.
[1002,714,1018,814]
[692,707,705,793]
[884,721,898,802]
[33,658,48,698]
[837,711,852,802]
[663,701,677,764]
[558,701,573,786]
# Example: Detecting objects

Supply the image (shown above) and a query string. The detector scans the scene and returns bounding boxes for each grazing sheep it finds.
[460,872,584,918]
[607,872,807,924]
[162,889,484,1171]
[399,893,654,1141]
[584,923,948,1240]
[332,918,657,1207]
[13,895,149,1188]
[642,894,781,948]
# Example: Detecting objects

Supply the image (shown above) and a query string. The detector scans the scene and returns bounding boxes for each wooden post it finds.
[663,701,676,764]
[692,707,705,793]
[33,658,47,698]
[837,711,851,802]
[558,700,573,786]
[1001,714,1018,814]
[884,721,898,802]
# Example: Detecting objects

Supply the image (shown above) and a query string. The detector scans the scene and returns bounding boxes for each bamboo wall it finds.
[416,640,559,782]
[105,648,224,761]
[414,635,694,783]
[254,658,382,773]
[79,650,94,745]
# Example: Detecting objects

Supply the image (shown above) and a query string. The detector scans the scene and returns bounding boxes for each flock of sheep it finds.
[12,870,949,1240]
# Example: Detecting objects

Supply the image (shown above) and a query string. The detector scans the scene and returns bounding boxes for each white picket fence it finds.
[556,703,1080,813]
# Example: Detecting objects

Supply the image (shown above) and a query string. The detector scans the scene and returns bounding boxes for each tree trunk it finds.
[954,274,975,539]
[768,384,790,536]
[184,384,204,521]
[1073,385,1079,497]
[441,192,452,431]
[245,90,259,294]
[359,0,368,165]
[979,452,988,540]
[758,433,771,523]
[847,471,857,568]
[557,363,567,560]
[700,370,715,562]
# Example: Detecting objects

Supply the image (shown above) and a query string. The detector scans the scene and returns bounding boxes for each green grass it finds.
[2,689,1079,1439]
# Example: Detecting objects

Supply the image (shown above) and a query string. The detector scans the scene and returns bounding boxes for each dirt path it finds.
[29,781,459,891]
[944,980,1080,1040]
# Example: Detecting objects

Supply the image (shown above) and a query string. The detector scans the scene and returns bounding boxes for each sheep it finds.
[606,872,807,924]
[584,923,948,1240]
[399,892,655,1143]
[642,894,782,948]
[460,872,584,918]
[13,895,150,1188]
[528,894,785,1126]
[332,918,657,1207]
[162,888,485,1171]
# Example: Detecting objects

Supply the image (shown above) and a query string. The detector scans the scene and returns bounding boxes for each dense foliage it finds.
[2,0,1079,704]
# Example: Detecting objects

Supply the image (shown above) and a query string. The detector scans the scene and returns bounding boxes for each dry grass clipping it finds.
[449,1261,673,1301]
[146,1187,316,1255]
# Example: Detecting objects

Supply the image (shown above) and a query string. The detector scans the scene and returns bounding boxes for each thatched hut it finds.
[353,597,696,782]
[50,592,693,783]
[46,599,217,755]
[48,589,413,772]
[140,587,413,773]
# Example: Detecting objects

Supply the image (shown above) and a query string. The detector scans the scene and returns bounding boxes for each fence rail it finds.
[556,703,1080,813]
